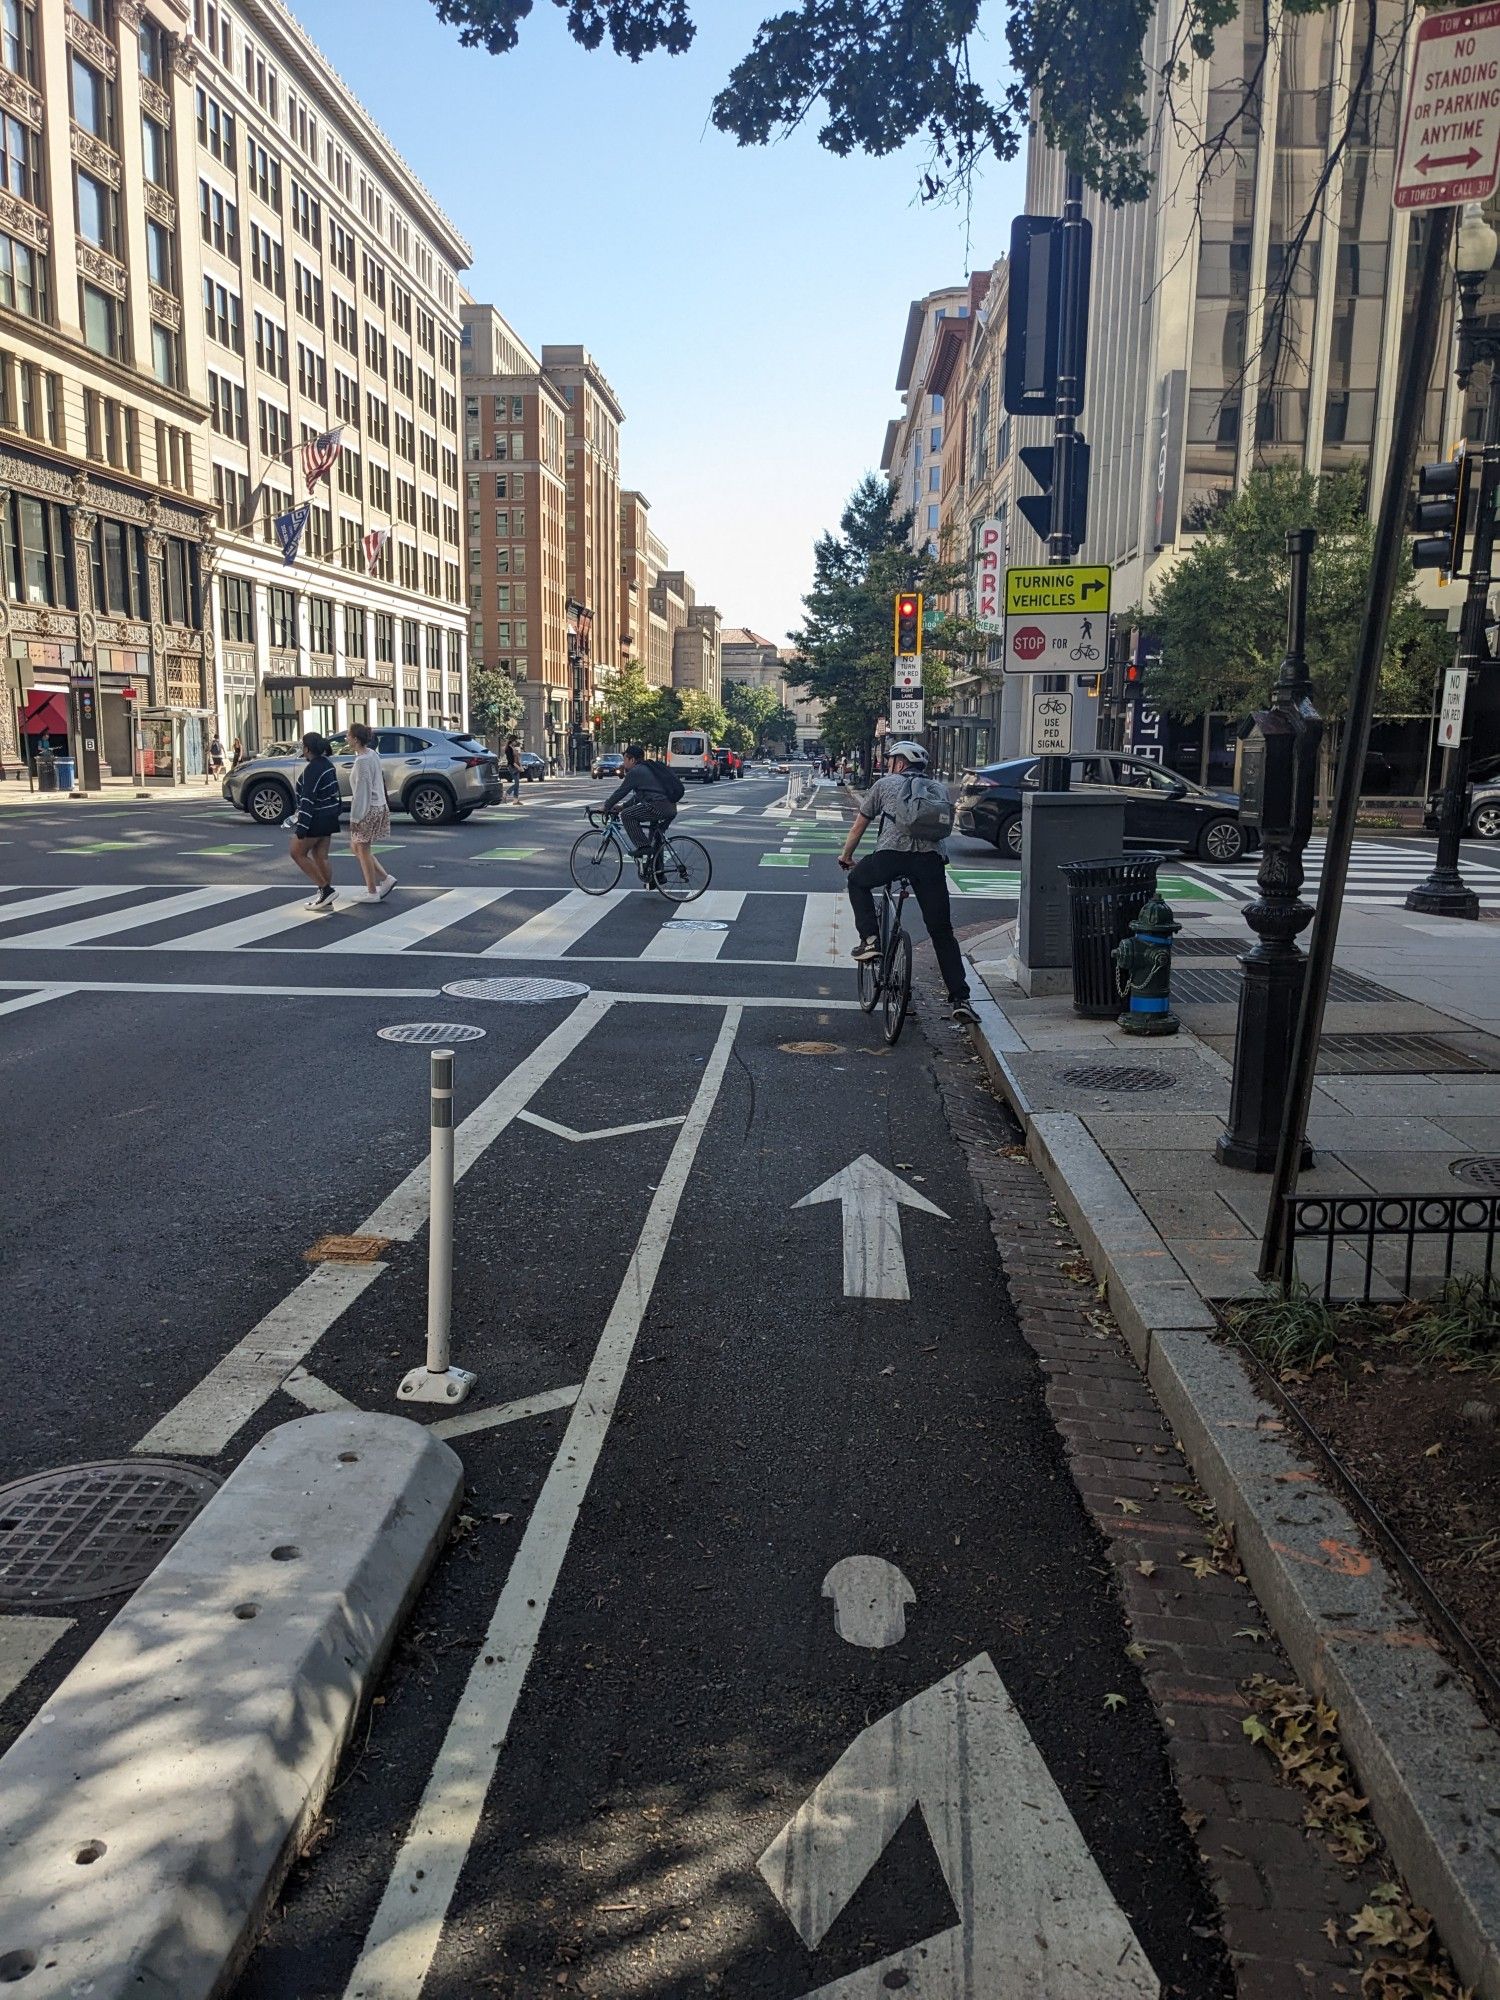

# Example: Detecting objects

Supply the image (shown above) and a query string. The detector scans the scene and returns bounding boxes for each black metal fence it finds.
[1282,1192,1500,1303]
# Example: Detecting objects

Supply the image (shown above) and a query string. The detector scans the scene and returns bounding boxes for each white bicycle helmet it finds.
[887,740,928,765]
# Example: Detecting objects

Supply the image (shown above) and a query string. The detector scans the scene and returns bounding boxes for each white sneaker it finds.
[352,889,381,904]
[303,890,324,909]
[312,886,336,913]
[376,875,397,900]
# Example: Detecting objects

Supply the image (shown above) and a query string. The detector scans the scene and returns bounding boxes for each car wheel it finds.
[1472,801,1500,840]
[406,781,457,826]
[997,814,1023,858]
[1198,817,1246,863]
[245,779,293,826]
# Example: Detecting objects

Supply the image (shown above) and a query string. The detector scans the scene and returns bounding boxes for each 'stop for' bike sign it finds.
[1394,3,1500,210]
[1004,565,1111,616]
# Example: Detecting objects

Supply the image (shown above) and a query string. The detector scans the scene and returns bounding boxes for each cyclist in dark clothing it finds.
[603,744,676,860]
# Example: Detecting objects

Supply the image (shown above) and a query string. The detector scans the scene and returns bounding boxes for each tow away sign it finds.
[1395,3,1500,211]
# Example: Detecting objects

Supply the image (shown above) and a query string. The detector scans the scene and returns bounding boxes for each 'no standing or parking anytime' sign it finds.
[1394,3,1500,210]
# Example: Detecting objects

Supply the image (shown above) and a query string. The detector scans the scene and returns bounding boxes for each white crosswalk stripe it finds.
[481,887,630,956]
[0,885,254,949]
[638,891,746,962]
[1192,838,1500,908]
[795,892,861,966]
[322,887,513,955]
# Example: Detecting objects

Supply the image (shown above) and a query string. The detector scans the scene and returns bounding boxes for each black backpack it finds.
[648,759,685,803]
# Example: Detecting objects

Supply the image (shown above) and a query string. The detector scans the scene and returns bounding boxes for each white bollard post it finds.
[396,1048,476,1407]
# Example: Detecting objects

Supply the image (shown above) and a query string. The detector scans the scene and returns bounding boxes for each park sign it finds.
[1394,3,1500,211]
[974,519,1005,634]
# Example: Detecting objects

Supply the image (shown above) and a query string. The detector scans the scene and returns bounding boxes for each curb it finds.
[963,954,1500,2000]
[0,1412,463,1998]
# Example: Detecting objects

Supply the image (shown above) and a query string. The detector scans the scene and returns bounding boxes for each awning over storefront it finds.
[22,691,68,735]
[263,676,389,696]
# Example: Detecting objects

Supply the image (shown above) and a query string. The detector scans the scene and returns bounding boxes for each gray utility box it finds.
[1016,792,1127,993]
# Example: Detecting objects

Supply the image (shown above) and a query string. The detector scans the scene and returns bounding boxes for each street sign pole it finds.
[1041,167,1088,791]
[1260,202,1456,1282]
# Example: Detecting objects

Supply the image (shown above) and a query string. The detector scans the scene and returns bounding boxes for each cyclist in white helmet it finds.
[838,740,978,1026]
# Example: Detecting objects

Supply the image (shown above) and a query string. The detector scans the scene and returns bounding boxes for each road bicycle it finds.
[570,809,712,904]
[856,876,913,1046]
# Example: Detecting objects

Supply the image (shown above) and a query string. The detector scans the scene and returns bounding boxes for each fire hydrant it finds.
[1114,892,1180,1036]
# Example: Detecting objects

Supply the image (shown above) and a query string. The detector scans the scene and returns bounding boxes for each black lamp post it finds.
[1217,529,1322,1171]
[1407,202,1499,921]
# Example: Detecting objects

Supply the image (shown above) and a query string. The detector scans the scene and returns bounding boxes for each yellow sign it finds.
[1004,565,1111,616]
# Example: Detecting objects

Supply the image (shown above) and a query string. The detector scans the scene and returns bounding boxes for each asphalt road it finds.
[2,769,1490,1997]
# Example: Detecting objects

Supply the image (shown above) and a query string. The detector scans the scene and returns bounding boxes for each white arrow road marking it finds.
[759,1653,1159,1998]
[822,1556,915,1648]
[793,1155,948,1301]
[517,1109,687,1144]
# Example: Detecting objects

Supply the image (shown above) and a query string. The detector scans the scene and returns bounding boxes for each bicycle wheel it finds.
[881,929,912,1045]
[653,833,712,903]
[570,828,623,894]
[857,953,880,1013]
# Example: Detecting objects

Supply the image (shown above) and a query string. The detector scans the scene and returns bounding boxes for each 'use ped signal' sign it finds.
[1395,3,1500,210]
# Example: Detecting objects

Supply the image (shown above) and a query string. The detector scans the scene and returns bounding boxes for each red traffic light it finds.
[1124,663,1141,684]
[899,597,916,615]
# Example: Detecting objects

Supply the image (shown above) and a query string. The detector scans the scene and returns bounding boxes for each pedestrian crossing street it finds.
[0,876,1017,969]
[1195,837,1500,909]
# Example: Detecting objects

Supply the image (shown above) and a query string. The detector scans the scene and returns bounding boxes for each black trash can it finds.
[1058,853,1172,1017]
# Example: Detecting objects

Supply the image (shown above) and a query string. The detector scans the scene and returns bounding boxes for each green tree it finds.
[723,678,778,740]
[468,668,524,743]
[1137,465,1447,725]
[721,718,754,755]
[786,474,969,760]
[425,0,1282,205]
[677,689,727,741]
[597,659,659,747]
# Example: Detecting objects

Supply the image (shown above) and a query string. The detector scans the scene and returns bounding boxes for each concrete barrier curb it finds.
[963,956,1500,1999]
[0,1411,463,1998]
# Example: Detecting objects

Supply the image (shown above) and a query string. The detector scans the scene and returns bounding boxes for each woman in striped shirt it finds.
[287,731,343,913]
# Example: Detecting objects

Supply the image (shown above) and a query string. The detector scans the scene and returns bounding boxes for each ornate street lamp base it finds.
[1405,877,1480,919]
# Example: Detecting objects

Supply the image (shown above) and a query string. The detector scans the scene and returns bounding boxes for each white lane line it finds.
[343,1005,742,2000]
[0,886,253,949]
[481,887,630,957]
[0,885,134,926]
[815,809,844,823]
[0,1616,74,1709]
[280,1366,358,1414]
[795,892,860,966]
[0,986,74,1018]
[363,992,615,1240]
[322,887,514,955]
[430,1382,581,1441]
[708,803,744,815]
[639,890,746,962]
[136,1261,387,1457]
[516,1109,686,1144]
[0,979,446,999]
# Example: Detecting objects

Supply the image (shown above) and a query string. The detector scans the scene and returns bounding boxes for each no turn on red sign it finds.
[1395,3,1500,210]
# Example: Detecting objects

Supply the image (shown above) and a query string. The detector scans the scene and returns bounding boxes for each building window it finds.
[160,537,196,626]
[146,217,174,288]
[266,584,298,648]
[199,180,238,257]
[2,1,36,83]
[0,112,36,204]
[220,573,255,643]
[151,322,179,388]
[308,595,333,653]
[70,55,115,147]
[195,87,235,169]
[141,116,170,190]
[93,518,149,618]
[374,611,394,663]
[344,603,365,655]
[139,17,170,84]
[75,170,120,253]
[80,281,125,359]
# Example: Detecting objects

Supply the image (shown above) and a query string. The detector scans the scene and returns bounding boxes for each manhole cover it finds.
[1317,1032,1491,1075]
[0,1460,221,1606]
[442,977,591,1002]
[376,1021,486,1045]
[661,919,729,932]
[1059,1064,1179,1093]
[779,1040,842,1055]
[1451,1156,1500,1190]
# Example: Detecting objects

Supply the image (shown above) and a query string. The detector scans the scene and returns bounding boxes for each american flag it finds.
[301,426,344,489]
[362,526,390,575]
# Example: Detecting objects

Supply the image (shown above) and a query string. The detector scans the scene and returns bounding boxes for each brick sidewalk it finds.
[914,955,1395,1998]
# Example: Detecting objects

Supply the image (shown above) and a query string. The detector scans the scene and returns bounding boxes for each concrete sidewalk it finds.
[961,897,1500,1997]
[0,780,225,807]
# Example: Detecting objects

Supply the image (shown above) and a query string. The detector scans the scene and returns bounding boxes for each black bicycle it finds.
[856,876,913,1045]
[570,809,712,903]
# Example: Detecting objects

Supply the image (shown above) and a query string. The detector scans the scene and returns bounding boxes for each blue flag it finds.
[276,501,311,567]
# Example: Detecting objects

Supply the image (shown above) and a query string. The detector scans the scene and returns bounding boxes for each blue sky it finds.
[295,0,1026,647]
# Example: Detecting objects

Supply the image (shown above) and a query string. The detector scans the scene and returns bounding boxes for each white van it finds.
[666,730,717,781]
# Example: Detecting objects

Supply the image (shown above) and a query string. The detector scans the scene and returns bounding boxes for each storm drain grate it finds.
[1452,1156,1500,1191]
[1316,1032,1492,1075]
[1172,937,1247,958]
[441,977,591,1003]
[376,1021,486,1045]
[0,1460,221,1606]
[1059,1064,1179,1093]
[1174,965,1396,1004]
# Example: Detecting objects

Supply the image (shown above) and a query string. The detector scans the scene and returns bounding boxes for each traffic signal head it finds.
[1124,660,1143,691]
[894,591,923,658]
[1017,440,1091,550]
[1411,455,1471,573]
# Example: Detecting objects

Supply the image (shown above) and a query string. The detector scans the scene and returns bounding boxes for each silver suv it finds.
[224,728,504,828]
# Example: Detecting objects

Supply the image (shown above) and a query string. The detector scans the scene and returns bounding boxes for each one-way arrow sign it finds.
[793,1154,948,1300]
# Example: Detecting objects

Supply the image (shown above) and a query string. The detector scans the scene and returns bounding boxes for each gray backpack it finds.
[892,774,954,843]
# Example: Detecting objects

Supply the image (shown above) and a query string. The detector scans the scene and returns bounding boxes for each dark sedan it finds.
[591,751,625,781]
[1425,753,1500,840]
[955,753,1254,863]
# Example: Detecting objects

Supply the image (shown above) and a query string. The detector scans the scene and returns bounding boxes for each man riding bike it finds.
[838,741,979,1026]
[601,743,679,872]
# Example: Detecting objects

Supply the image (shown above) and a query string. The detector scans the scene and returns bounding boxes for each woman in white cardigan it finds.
[347,721,396,904]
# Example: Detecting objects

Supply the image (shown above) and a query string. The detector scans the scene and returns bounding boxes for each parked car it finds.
[1425,752,1500,839]
[224,726,503,828]
[713,746,742,779]
[955,753,1255,863]
[591,750,625,781]
[519,750,548,781]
